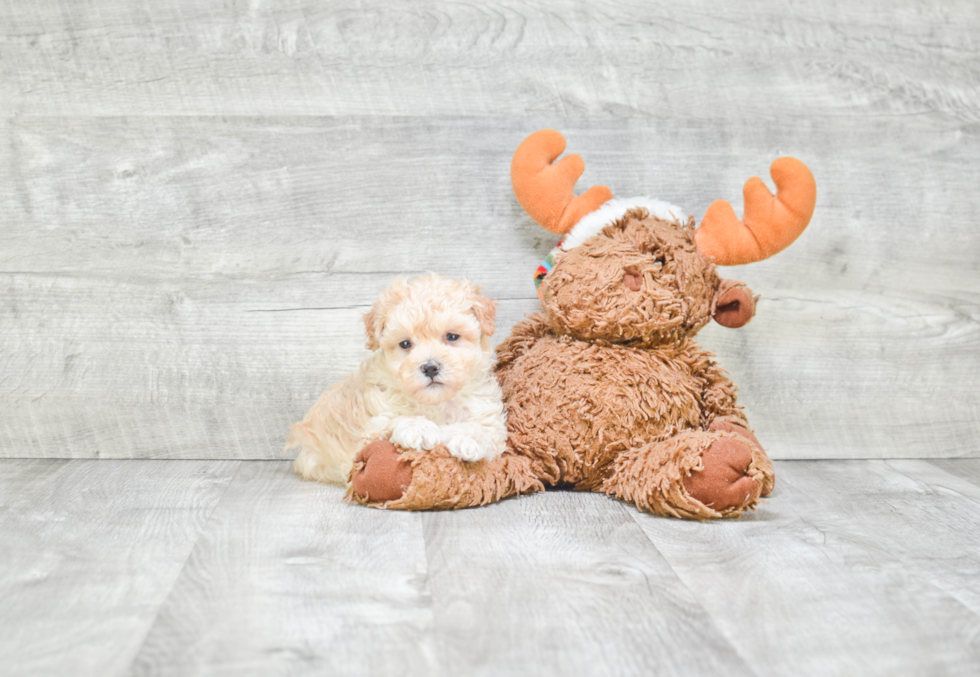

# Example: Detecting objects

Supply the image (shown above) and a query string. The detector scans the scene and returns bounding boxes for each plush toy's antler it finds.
[695,158,816,266]
[511,130,614,235]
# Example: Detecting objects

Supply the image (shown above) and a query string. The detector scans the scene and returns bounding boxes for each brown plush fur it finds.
[347,444,544,510]
[349,209,776,518]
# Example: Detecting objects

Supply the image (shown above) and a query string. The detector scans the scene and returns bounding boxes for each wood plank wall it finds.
[1,0,978,459]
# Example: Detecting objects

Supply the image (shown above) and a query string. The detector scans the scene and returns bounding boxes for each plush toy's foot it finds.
[709,419,775,497]
[683,437,762,511]
[601,429,771,519]
[348,439,413,503]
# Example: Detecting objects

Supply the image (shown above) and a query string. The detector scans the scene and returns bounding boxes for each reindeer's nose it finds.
[421,362,440,379]
[623,270,643,291]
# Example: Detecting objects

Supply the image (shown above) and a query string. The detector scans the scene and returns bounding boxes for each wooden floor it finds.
[1,458,979,676]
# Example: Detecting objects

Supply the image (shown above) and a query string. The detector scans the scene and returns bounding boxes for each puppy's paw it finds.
[364,416,394,440]
[446,435,491,463]
[390,416,442,451]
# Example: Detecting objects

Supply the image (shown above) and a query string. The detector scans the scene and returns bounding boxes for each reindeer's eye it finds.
[446,333,459,342]
[640,240,666,264]
[399,340,412,350]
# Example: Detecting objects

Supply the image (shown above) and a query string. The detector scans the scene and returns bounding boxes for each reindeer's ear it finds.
[471,293,497,337]
[363,304,383,350]
[713,281,756,329]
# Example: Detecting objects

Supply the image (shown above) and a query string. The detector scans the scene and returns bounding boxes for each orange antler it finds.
[511,130,614,235]
[695,158,816,266]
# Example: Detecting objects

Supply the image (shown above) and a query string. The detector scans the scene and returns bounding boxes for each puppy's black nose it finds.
[421,362,440,379]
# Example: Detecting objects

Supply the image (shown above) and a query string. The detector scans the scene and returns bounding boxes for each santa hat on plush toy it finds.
[511,130,816,291]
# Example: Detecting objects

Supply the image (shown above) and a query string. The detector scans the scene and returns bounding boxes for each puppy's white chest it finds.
[441,399,472,424]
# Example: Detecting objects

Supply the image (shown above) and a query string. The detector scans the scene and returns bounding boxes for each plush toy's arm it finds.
[494,312,550,384]
[691,354,748,430]
[347,442,544,510]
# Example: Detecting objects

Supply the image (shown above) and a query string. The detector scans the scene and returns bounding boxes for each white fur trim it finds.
[560,197,689,251]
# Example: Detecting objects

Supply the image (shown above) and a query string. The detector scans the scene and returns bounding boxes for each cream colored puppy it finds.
[287,273,507,485]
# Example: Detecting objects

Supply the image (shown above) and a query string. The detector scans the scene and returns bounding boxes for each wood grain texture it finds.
[2,1,979,460]
[4,459,980,676]
[872,459,980,616]
[1,0,978,119]
[130,466,752,677]
[0,459,239,677]
[419,491,751,677]
[127,461,436,677]
[629,460,980,677]
[2,115,978,459]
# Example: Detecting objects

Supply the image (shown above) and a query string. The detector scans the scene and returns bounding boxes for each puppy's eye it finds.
[446,333,459,342]
[399,340,412,350]
[654,256,666,267]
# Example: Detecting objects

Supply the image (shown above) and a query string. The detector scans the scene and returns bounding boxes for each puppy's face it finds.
[364,274,496,405]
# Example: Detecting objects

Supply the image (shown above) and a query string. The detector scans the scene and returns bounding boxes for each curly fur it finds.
[286,273,507,484]
[542,213,717,346]
[494,210,773,517]
[366,210,775,518]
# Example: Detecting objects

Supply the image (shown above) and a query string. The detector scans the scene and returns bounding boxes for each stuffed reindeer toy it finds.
[349,130,816,518]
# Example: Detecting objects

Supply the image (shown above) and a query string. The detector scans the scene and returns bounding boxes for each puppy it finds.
[286,273,507,485]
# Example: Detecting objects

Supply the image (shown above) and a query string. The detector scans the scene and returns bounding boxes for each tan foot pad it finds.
[350,440,413,503]
[683,437,762,511]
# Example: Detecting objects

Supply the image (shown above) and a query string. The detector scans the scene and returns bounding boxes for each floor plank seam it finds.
[925,460,980,491]
[889,460,980,509]
[621,502,763,677]
[118,459,244,674]
[417,513,445,676]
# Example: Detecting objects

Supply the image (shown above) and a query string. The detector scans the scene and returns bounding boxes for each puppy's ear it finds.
[363,304,383,350]
[471,292,497,337]
[365,277,410,350]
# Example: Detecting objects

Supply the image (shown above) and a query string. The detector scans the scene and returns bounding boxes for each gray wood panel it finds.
[3,0,977,119]
[0,459,239,677]
[629,460,980,676]
[2,114,978,459]
[126,461,436,677]
[2,1,978,460]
